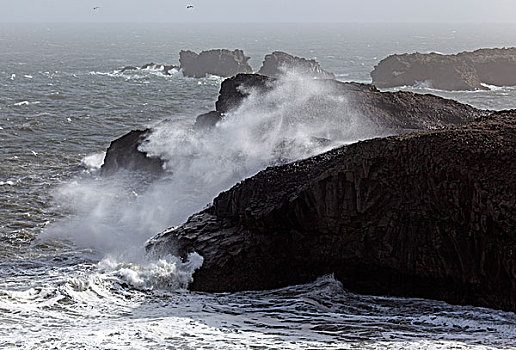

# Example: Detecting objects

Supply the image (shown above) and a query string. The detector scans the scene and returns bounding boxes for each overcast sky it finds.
[0,0,515,23]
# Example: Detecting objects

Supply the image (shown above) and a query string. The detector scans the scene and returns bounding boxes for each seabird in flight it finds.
[186,5,194,9]
[93,6,100,10]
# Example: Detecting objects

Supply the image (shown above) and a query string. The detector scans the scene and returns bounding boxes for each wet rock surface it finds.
[258,51,335,79]
[148,111,516,312]
[371,47,516,90]
[179,49,253,78]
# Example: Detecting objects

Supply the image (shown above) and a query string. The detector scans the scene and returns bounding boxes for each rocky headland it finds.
[147,110,516,312]
[371,47,516,91]
[100,72,516,312]
[257,51,336,79]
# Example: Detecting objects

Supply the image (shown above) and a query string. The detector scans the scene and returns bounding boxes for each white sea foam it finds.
[80,152,106,172]
[480,83,505,91]
[13,100,30,106]
[99,252,203,290]
[0,180,15,186]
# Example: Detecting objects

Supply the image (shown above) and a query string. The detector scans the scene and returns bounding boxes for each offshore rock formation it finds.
[100,129,164,176]
[103,73,487,175]
[371,47,516,90]
[147,111,516,312]
[258,51,335,79]
[120,63,179,75]
[179,49,253,78]
[214,74,486,131]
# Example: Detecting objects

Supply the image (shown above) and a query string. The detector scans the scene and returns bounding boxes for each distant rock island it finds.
[118,49,335,80]
[179,49,253,78]
[371,47,516,90]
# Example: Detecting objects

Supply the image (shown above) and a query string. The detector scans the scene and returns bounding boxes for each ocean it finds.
[1,23,515,349]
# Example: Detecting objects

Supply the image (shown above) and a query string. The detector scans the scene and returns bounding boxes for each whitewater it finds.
[1,23,516,349]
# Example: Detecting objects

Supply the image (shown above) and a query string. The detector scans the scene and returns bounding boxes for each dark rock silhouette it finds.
[100,129,164,176]
[258,51,335,79]
[147,111,516,312]
[371,47,516,90]
[179,49,253,78]
[193,111,223,129]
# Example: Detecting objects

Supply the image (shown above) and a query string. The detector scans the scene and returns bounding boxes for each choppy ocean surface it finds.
[1,23,515,349]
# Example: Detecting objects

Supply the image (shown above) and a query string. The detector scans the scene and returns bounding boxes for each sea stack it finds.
[179,49,253,78]
[371,47,516,90]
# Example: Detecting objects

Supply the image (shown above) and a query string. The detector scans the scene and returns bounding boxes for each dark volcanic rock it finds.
[193,111,223,129]
[214,74,487,132]
[371,47,516,90]
[100,129,164,176]
[179,49,253,78]
[147,111,516,312]
[120,65,138,72]
[258,51,335,79]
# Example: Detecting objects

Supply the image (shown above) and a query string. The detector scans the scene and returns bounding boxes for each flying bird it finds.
[93,6,100,10]
[186,5,194,9]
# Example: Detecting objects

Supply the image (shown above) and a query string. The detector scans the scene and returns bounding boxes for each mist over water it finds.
[41,72,379,263]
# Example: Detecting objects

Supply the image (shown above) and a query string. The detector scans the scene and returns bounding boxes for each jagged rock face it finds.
[147,111,516,312]
[371,48,516,90]
[258,51,335,79]
[179,49,253,78]
[100,129,164,176]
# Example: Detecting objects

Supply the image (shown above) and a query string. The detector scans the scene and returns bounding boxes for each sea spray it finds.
[40,72,381,289]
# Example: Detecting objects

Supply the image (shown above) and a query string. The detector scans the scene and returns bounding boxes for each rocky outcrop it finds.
[120,63,179,75]
[100,129,164,176]
[179,49,253,78]
[215,74,487,131]
[147,111,516,312]
[371,47,516,90]
[258,51,335,79]
[102,73,487,176]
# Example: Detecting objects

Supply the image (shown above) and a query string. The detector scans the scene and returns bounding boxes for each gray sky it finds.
[0,0,515,23]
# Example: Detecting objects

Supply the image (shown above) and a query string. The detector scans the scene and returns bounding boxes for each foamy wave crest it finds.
[80,152,105,173]
[99,252,203,290]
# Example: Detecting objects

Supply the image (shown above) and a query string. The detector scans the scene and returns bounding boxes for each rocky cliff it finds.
[258,51,335,79]
[179,49,253,78]
[371,47,516,91]
[147,111,516,312]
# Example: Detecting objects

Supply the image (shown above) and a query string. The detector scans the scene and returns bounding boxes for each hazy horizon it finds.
[1,0,515,24]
